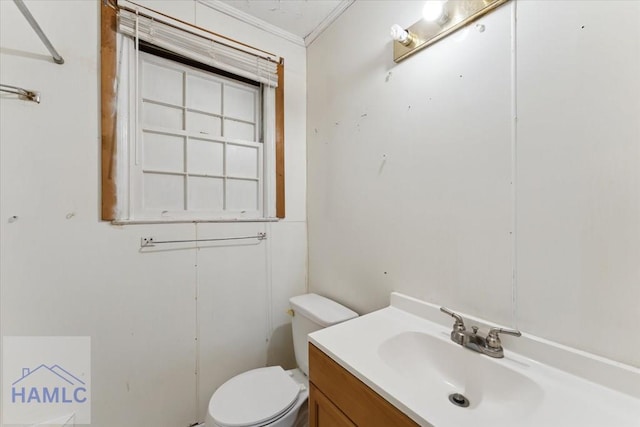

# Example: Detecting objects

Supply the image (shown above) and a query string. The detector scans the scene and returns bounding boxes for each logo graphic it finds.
[2,336,91,425]
[11,364,88,405]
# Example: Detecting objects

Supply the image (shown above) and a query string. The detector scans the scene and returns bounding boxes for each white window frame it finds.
[114,35,277,222]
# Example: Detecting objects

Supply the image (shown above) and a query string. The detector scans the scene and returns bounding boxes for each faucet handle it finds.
[488,327,522,337]
[440,307,465,330]
[486,327,522,349]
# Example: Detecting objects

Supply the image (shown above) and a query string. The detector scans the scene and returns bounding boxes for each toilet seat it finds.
[209,366,301,427]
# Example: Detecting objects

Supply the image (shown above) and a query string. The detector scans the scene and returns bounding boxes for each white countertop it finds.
[309,293,640,427]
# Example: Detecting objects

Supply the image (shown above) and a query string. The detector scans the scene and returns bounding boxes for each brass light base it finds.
[393,0,511,63]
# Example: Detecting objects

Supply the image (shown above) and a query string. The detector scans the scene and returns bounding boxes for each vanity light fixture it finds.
[391,0,511,63]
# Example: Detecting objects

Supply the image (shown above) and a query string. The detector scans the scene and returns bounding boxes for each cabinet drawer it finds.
[309,343,419,427]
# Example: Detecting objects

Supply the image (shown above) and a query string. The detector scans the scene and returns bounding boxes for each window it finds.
[133,52,266,219]
[101,1,285,222]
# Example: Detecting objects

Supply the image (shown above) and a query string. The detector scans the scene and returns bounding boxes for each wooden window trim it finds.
[100,1,285,220]
[101,1,117,220]
[275,59,285,218]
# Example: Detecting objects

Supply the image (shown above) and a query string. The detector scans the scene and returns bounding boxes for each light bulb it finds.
[390,24,409,43]
[390,24,413,46]
[422,0,446,22]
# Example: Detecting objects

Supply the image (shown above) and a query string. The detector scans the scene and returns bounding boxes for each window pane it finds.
[227,144,258,178]
[188,139,223,176]
[186,111,222,137]
[224,120,255,141]
[143,102,183,130]
[143,132,184,172]
[226,179,258,211]
[186,75,222,114]
[224,85,255,122]
[144,173,185,210]
[188,177,224,211]
[142,61,183,106]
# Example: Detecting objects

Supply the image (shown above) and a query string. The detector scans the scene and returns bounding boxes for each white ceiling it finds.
[209,0,353,46]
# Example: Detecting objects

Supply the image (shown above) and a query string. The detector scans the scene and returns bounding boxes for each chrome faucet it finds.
[440,307,521,358]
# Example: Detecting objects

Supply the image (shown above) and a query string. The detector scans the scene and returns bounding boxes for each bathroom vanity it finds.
[308,293,640,427]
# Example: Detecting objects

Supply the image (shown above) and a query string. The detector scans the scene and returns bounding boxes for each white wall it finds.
[0,1,307,425]
[307,0,640,368]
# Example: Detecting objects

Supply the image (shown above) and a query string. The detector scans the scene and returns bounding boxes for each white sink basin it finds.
[378,331,544,420]
[309,293,640,427]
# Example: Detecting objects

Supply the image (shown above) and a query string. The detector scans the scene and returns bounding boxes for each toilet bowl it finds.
[205,367,308,427]
[205,294,357,427]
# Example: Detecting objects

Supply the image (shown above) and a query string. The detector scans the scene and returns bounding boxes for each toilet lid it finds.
[210,366,300,427]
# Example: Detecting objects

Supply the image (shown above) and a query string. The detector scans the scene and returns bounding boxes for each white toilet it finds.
[205,294,358,427]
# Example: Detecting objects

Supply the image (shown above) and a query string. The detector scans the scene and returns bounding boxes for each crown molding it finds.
[304,0,354,47]
[196,0,305,47]
[196,0,354,48]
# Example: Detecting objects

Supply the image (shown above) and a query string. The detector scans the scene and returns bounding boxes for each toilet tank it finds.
[289,294,358,376]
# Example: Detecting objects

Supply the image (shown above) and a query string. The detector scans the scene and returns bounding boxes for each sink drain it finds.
[448,393,470,408]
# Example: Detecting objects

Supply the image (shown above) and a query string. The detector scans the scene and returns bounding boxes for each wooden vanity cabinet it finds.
[308,343,419,427]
